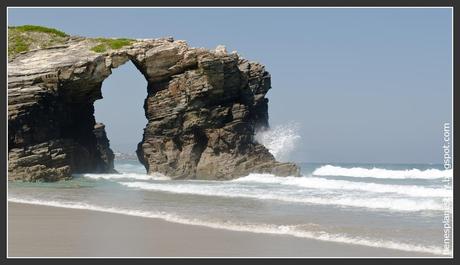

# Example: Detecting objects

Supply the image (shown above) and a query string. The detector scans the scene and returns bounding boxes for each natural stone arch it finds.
[8,36,299,181]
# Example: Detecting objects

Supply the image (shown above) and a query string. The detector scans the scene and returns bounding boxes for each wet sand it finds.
[8,202,436,257]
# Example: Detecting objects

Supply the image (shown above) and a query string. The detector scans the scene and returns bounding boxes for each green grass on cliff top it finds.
[8,25,69,58]
[10,25,68,37]
[90,38,136,53]
[8,24,136,58]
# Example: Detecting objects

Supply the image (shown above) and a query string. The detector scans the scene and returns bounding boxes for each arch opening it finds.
[94,60,148,173]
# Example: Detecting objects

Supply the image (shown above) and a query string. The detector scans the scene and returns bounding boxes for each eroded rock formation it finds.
[8,34,300,181]
[94,123,116,173]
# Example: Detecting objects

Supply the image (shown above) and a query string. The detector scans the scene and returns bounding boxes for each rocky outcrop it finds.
[93,123,116,173]
[8,32,300,181]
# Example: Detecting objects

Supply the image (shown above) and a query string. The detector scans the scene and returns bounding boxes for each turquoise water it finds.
[8,159,453,256]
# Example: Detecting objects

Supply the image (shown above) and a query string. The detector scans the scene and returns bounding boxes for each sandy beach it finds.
[7,202,436,257]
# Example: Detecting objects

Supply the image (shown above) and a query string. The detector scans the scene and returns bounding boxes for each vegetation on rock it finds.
[90,38,135,53]
[8,24,137,58]
[8,25,69,58]
[10,25,68,37]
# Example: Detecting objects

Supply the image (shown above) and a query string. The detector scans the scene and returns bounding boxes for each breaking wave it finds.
[234,174,451,197]
[80,172,170,181]
[118,179,444,212]
[255,123,301,161]
[313,165,452,180]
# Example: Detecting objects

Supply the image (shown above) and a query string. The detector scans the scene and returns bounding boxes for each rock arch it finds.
[8,37,299,181]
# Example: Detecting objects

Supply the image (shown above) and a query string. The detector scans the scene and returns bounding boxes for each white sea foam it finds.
[118,181,444,212]
[255,123,301,161]
[233,174,451,197]
[80,172,170,181]
[313,165,452,179]
[8,197,445,255]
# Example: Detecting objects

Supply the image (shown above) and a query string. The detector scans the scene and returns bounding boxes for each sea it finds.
[8,124,453,256]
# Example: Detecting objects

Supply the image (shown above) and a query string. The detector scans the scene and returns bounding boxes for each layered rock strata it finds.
[93,123,116,173]
[8,35,300,181]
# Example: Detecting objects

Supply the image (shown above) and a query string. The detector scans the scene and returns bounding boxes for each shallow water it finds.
[8,159,453,256]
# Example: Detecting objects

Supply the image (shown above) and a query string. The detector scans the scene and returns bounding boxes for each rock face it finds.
[93,123,116,173]
[8,34,300,181]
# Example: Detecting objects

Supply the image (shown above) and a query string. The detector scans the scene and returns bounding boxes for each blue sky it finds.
[8,8,452,164]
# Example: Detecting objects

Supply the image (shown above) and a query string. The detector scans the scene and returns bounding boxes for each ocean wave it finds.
[233,174,452,197]
[118,181,444,212]
[255,123,301,161]
[79,172,170,181]
[312,165,452,179]
[8,197,446,256]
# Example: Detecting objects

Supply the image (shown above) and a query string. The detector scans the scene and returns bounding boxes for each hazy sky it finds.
[8,8,452,164]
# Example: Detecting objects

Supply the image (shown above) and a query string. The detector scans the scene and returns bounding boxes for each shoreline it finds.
[7,202,441,257]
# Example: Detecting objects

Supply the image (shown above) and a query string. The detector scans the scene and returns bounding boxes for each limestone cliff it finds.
[8,26,300,181]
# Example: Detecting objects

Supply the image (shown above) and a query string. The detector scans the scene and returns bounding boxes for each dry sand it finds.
[8,202,435,257]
